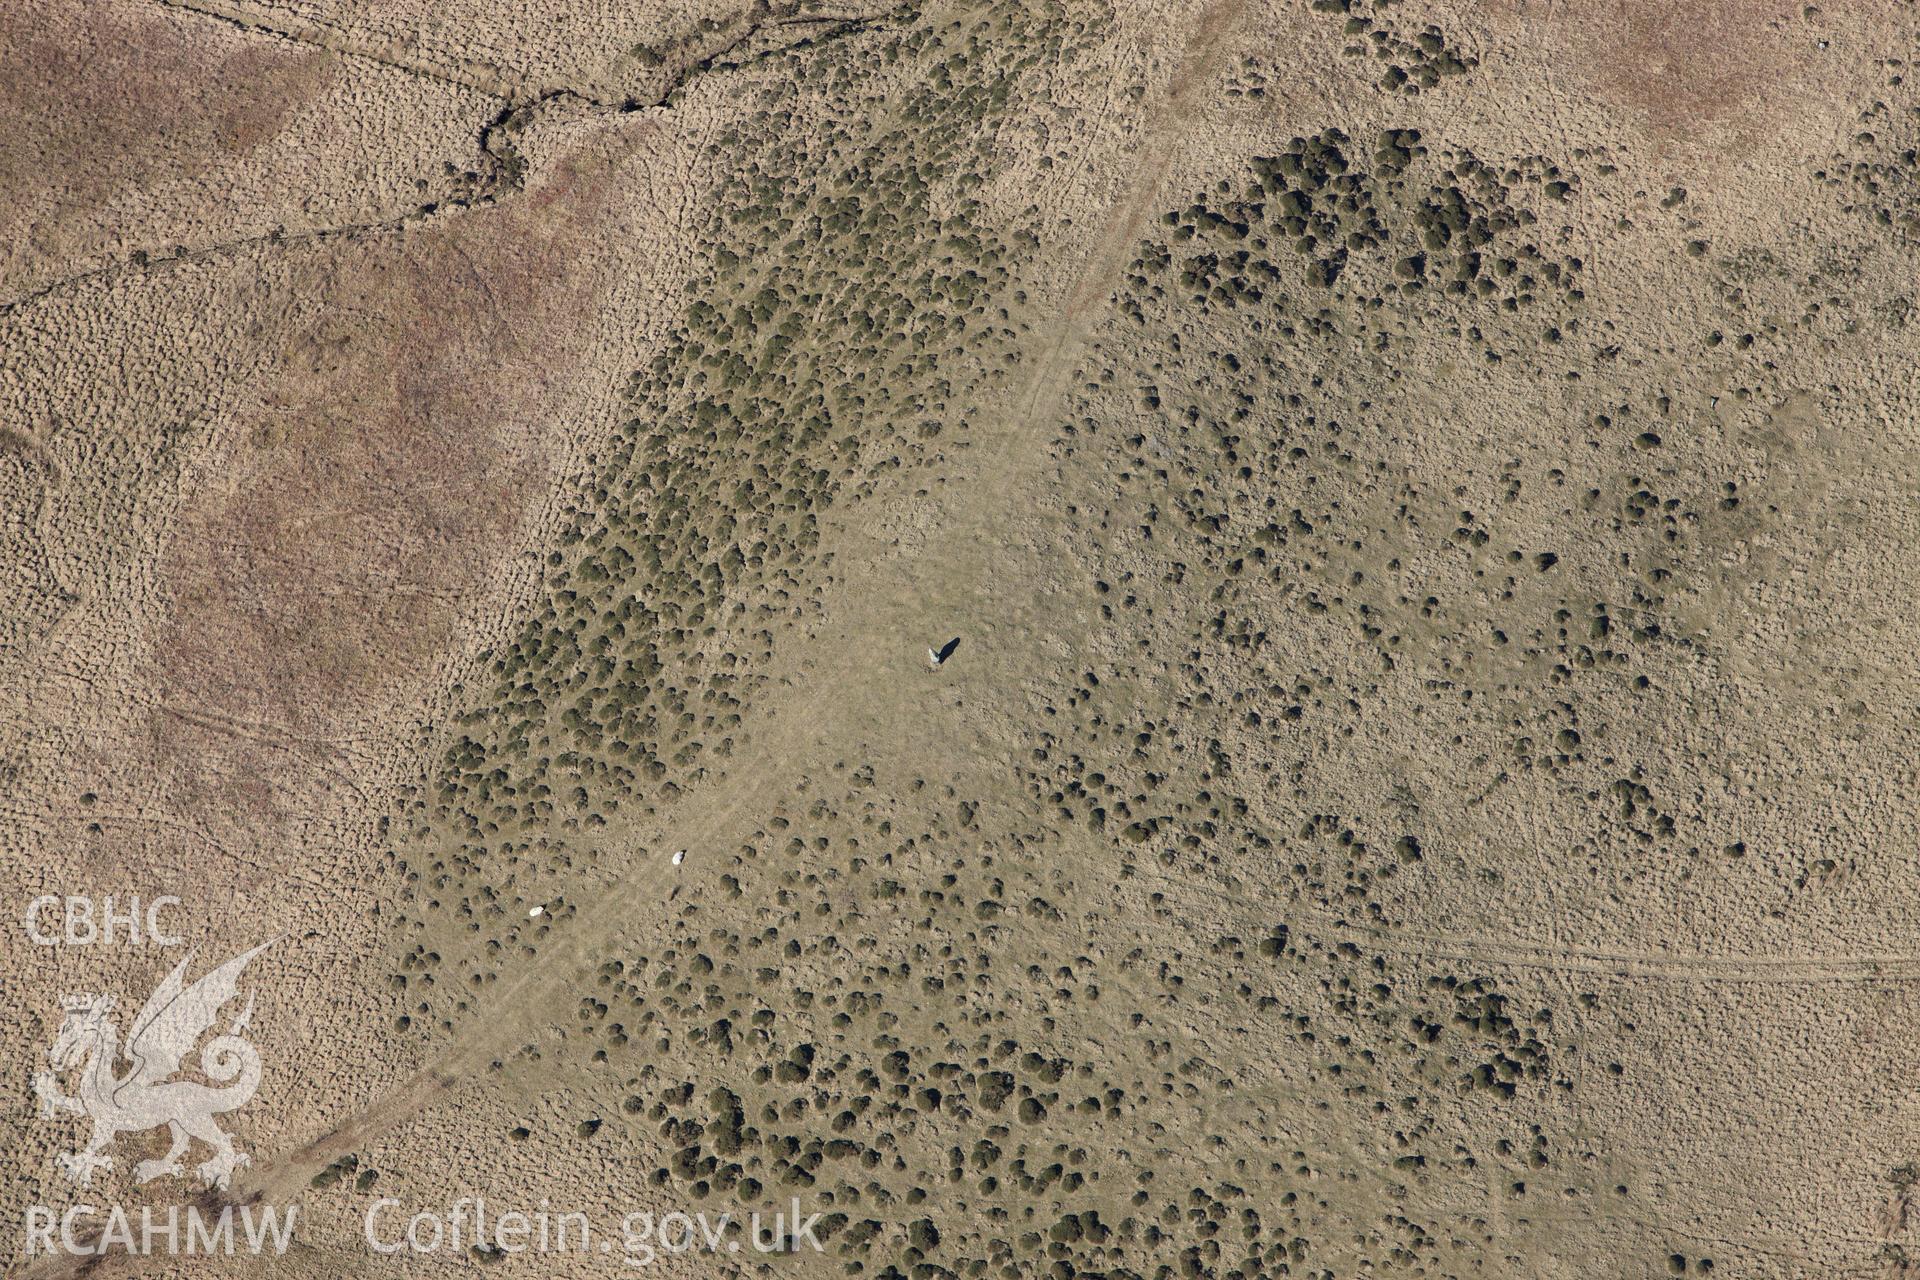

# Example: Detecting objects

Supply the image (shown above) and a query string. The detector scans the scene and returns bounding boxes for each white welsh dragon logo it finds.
[32,940,276,1189]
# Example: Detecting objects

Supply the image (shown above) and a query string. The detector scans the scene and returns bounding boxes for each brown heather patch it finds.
[148,144,627,826]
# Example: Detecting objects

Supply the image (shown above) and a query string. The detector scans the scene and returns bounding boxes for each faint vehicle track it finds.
[1130,863,1920,984]
[998,0,1248,478]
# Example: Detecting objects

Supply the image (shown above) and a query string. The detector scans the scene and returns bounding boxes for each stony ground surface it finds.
[6,2,1920,1278]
